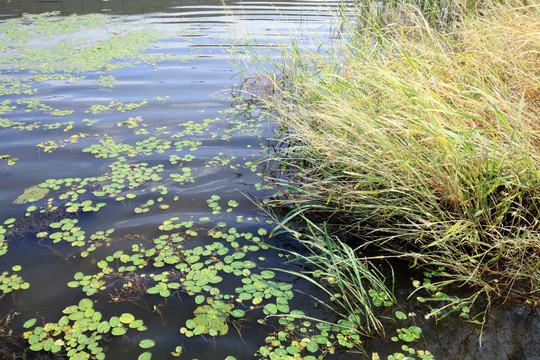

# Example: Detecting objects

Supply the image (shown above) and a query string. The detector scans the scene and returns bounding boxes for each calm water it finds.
[0,1,538,360]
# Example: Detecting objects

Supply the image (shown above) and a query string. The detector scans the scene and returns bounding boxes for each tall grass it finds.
[241,0,540,302]
[269,214,394,336]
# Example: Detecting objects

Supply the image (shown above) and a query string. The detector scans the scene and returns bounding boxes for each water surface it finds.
[0,1,538,360]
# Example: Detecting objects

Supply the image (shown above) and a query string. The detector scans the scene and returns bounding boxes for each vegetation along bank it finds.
[239,0,540,348]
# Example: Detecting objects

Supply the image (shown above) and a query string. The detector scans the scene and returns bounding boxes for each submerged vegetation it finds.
[238,0,540,351]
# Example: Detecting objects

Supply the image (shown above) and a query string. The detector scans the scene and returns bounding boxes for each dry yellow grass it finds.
[248,1,540,301]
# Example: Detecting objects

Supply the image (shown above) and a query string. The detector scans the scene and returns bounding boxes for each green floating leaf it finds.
[139,339,155,349]
[307,340,318,353]
[23,318,37,329]
[395,311,407,320]
[111,327,126,336]
[79,298,93,311]
[185,304,234,336]
[129,319,144,329]
[231,309,245,318]
[264,303,277,315]
[119,313,135,324]
[260,270,275,279]
[109,316,120,327]
[138,352,152,360]
[13,185,49,204]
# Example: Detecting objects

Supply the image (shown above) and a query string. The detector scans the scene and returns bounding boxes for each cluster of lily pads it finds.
[0,265,30,297]
[22,298,151,360]
[0,11,438,360]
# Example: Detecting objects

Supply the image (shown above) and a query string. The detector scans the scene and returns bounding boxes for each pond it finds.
[0,1,538,360]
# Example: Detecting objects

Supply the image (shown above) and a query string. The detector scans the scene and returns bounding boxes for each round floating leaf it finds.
[30,343,44,351]
[307,340,318,353]
[109,316,120,327]
[119,313,135,324]
[68,312,85,321]
[147,286,160,295]
[97,321,111,333]
[260,270,275,279]
[231,309,245,318]
[23,318,37,328]
[138,351,152,360]
[139,339,155,349]
[264,303,277,315]
[395,311,407,320]
[79,298,93,311]
[111,327,126,336]
[129,319,144,329]
[67,281,80,288]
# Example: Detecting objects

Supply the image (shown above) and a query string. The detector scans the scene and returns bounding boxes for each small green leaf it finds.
[109,316,120,327]
[395,311,407,320]
[260,270,275,279]
[139,339,155,349]
[119,313,135,324]
[138,352,152,360]
[23,318,37,328]
[307,340,318,353]
[111,327,126,336]
[231,309,245,318]
[264,303,277,315]
[79,298,93,311]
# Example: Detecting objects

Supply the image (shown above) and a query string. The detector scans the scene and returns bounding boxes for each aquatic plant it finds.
[12,185,50,204]
[22,298,148,360]
[239,0,540,302]
[0,226,7,257]
[0,154,18,165]
[0,8,425,360]
[0,266,30,297]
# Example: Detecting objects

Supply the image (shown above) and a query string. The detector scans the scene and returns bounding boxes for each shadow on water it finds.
[0,0,538,359]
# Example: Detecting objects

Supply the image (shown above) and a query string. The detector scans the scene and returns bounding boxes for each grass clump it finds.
[243,1,540,303]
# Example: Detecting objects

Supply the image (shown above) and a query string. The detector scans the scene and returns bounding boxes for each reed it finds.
[242,0,540,303]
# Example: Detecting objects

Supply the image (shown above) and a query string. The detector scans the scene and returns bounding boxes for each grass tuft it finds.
[241,0,540,303]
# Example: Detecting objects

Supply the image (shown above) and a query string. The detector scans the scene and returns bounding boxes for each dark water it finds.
[0,1,538,360]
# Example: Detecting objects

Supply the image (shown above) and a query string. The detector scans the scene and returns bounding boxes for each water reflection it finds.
[2,0,344,20]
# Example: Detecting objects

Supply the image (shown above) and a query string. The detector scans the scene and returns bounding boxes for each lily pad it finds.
[185,303,234,337]
[139,339,155,349]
